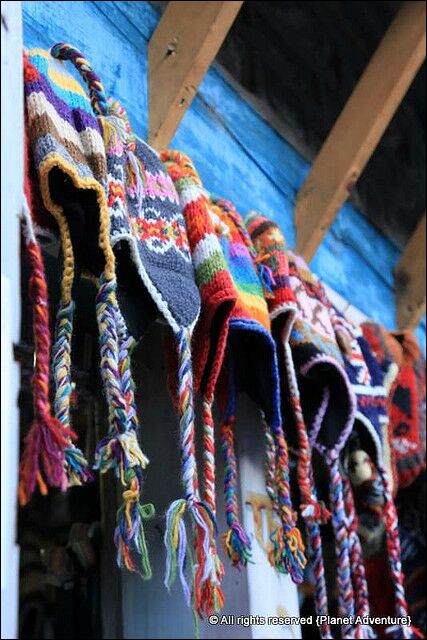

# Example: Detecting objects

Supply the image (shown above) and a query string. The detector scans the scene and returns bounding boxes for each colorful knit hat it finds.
[332,311,414,639]
[22,48,110,499]
[161,150,238,615]
[246,212,333,639]
[24,46,153,580]
[208,196,306,584]
[48,46,221,614]
[284,251,358,637]
[388,331,426,491]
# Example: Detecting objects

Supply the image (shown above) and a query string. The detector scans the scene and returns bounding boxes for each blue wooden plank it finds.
[22,0,425,353]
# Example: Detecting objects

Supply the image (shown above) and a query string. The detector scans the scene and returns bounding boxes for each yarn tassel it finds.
[94,274,152,576]
[220,415,252,568]
[199,394,225,615]
[378,466,414,640]
[343,476,376,639]
[328,455,355,638]
[164,328,218,617]
[52,300,92,486]
[18,206,75,504]
[267,418,306,584]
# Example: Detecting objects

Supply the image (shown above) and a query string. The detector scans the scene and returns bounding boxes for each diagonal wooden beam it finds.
[295,1,426,262]
[148,0,243,150]
[395,214,426,329]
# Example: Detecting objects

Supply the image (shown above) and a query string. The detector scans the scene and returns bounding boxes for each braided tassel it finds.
[220,415,252,568]
[200,395,225,614]
[343,476,376,639]
[51,43,108,115]
[18,223,73,503]
[164,329,217,617]
[378,466,413,640]
[328,455,355,638]
[94,275,152,577]
[52,300,92,487]
[267,419,306,584]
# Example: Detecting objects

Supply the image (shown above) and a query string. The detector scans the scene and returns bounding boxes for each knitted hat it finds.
[332,311,414,639]
[208,196,306,584]
[25,46,152,579]
[49,46,216,610]
[246,212,333,639]
[161,150,237,616]
[284,252,358,636]
[23,47,109,498]
[388,331,426,491]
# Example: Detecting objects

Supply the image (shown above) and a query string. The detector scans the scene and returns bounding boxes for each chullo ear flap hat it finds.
[285,250,359,637]
[160,149,238,616]
[22,47,112,501]
[332,311,414,640]
[49,45,215,613]
[245,212,333,639]
[208,196,306,584]
[26,44,152,577]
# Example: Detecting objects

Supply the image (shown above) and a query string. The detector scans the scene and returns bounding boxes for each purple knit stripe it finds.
[25,79,101,135]
[273,274,293,288]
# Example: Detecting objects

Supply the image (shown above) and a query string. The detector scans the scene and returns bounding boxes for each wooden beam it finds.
[295,1,426,262]
[395,214,426,329]
[148,0,243,150]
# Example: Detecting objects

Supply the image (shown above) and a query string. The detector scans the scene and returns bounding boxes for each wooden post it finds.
[1,2,23,638]
[295,1,426,262]
[395,214,426,329]
[148,0,243,150]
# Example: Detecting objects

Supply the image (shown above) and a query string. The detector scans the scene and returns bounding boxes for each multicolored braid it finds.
[18,198,74,504]
[50,43,108,115]
[164,328,219,618]
[378,467,413,640]
[328,454,355,638]
[343,475,376,639]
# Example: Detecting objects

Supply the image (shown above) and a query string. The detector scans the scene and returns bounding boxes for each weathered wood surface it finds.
[148,0,243,149]
[395,214,426,329]
[295,1,426,262]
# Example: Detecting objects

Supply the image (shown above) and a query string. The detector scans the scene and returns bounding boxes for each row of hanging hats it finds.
[20,44,425,639]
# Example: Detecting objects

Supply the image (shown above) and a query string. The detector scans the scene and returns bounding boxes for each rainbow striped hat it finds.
[208,196,306,584]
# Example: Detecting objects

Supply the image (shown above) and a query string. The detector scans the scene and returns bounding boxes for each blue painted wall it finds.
[22,0,426,352]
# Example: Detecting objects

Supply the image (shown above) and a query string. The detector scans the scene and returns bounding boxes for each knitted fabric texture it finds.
[49,44,207,602]
[209,197,306,584]
[23,47,109,493]
[333,311,413,639]
[285,252,358,637]
[388,332,426,491]
[246,212,332,639]
[161,150,238,614]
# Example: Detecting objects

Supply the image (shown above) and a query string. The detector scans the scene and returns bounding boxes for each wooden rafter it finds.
[295,1,426,262]
[395,214,426,329]
[148,0,243,150]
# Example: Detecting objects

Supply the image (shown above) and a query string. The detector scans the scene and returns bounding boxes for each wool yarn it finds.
[161,149,237,614]
[208,196,306,584]
[246,212,333,638]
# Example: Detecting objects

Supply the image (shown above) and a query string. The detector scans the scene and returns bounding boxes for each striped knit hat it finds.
[332,311,414,639]
[161,150,237,616]
[246,213,333,639]
[208,197,306,585]
[284,251,359,637]
[22,48,109,499]
[48,46,216,610]
[24,46,153,579]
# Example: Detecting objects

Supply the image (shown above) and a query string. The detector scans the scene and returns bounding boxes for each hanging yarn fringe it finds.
[164,328,221,618]
[94,274,153,577]
[18,199,76,504]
